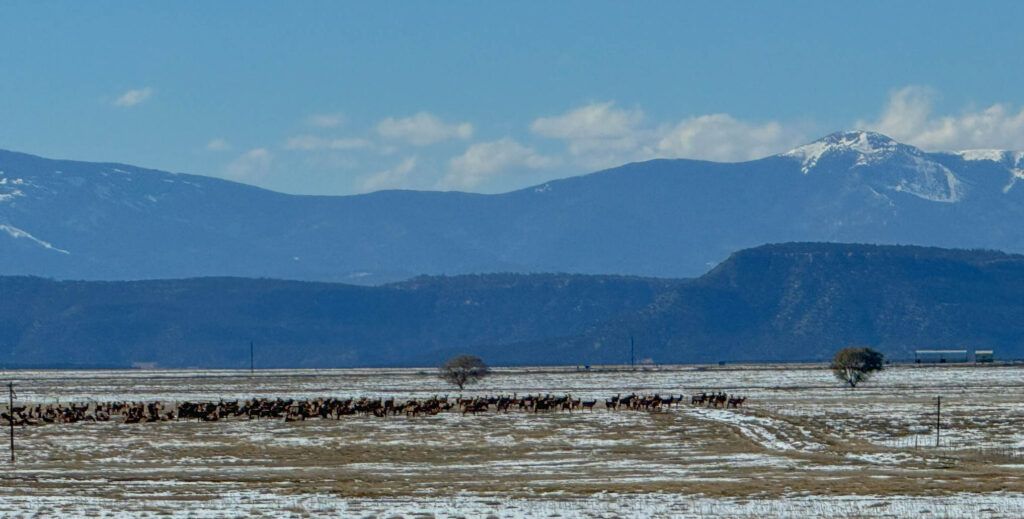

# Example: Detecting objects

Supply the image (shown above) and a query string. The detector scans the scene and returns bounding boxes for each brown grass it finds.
[3,367,1024,510]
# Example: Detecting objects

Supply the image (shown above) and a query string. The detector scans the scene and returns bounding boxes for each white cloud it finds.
[655,114,799,162]
[377,112,474,146]
[530,102,646,155]
[858,86,1024,151]
[306,113,345,128]
[530,102,657,169]
[284,135,373,151]
[532,102,803,167]
[359,156,418,192]
[225,148,273,181]
[441,138,557,190]
[113,87,153,107]
[205,138,231,152]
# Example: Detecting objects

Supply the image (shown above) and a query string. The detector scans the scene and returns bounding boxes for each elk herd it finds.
[1,391,747,427]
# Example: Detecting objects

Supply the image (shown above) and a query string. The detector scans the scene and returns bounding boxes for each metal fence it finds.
[880,433,1024,460]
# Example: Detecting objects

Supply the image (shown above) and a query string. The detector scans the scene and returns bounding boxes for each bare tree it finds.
[439,355,489,390]
[831,347,884,388]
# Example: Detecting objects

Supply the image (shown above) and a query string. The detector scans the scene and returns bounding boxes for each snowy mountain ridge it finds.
[782,130,1024,172]
[781,130,909,174]
[0,154,212,213]
[956,148,1024,166]
[4,132,1024,282]
[781,131,965,203]
[955,149,1024,194]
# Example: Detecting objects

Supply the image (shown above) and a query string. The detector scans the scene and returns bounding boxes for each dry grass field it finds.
[1,364,1023,517]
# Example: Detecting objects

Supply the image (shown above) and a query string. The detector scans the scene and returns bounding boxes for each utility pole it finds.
[8,382,14,463]
[935,395,941,448]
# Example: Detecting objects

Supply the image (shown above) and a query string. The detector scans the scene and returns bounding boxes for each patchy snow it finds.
[2,366,1024,516]
[0,224,70,254]
[1007,163,1024,193]
[957,149,1024,193]
[686,407,827,452]
[958,149,1012,163]
[782,130,903,174]
[0,491,1023,518]
[783,131,964,202]
[888,156,963,203]
[957,149,1024,168]
[0,177,28,203]
[845,452,916,465]
[0,188,23,202]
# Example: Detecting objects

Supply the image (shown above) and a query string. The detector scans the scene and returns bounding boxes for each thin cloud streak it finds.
[306,113,345,128]
[113,87,153,107]
[206,138,231,152]
[378,112,473,146]
[284,135,373,151]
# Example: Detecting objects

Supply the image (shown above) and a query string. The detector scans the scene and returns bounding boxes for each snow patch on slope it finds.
[956,149,1024,193]
[0,224,70,254]
[889,156,963,203]
[0,188,24,203]
[958,149,1012,163]
[956,149,1024,172]
[0,169,29,202]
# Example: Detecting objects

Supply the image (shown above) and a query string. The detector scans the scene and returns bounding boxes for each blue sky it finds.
[2,2,1024,195]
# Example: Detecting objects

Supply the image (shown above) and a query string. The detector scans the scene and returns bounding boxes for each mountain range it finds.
[3,130,1024,283]
[2,242,1022,368]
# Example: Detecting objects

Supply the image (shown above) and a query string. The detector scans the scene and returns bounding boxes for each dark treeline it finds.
[0,273,674,368]
[3,242,1024,368]
[520,242,1024,366]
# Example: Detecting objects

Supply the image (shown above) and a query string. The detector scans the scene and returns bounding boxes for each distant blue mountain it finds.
[2,131,1024,282]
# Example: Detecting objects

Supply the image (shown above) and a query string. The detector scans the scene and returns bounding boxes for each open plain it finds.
[1,364,1023,518]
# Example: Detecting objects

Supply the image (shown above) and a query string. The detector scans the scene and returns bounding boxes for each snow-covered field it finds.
[1,364,1023,517]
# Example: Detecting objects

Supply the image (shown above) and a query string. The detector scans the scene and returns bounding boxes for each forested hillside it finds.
[519,243,1024,365]
[0,274,673,368]
[3,243,1024,368]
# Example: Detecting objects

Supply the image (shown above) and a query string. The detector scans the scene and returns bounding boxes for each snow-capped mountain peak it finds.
[781,131,911,174]
[781,131,964,203]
